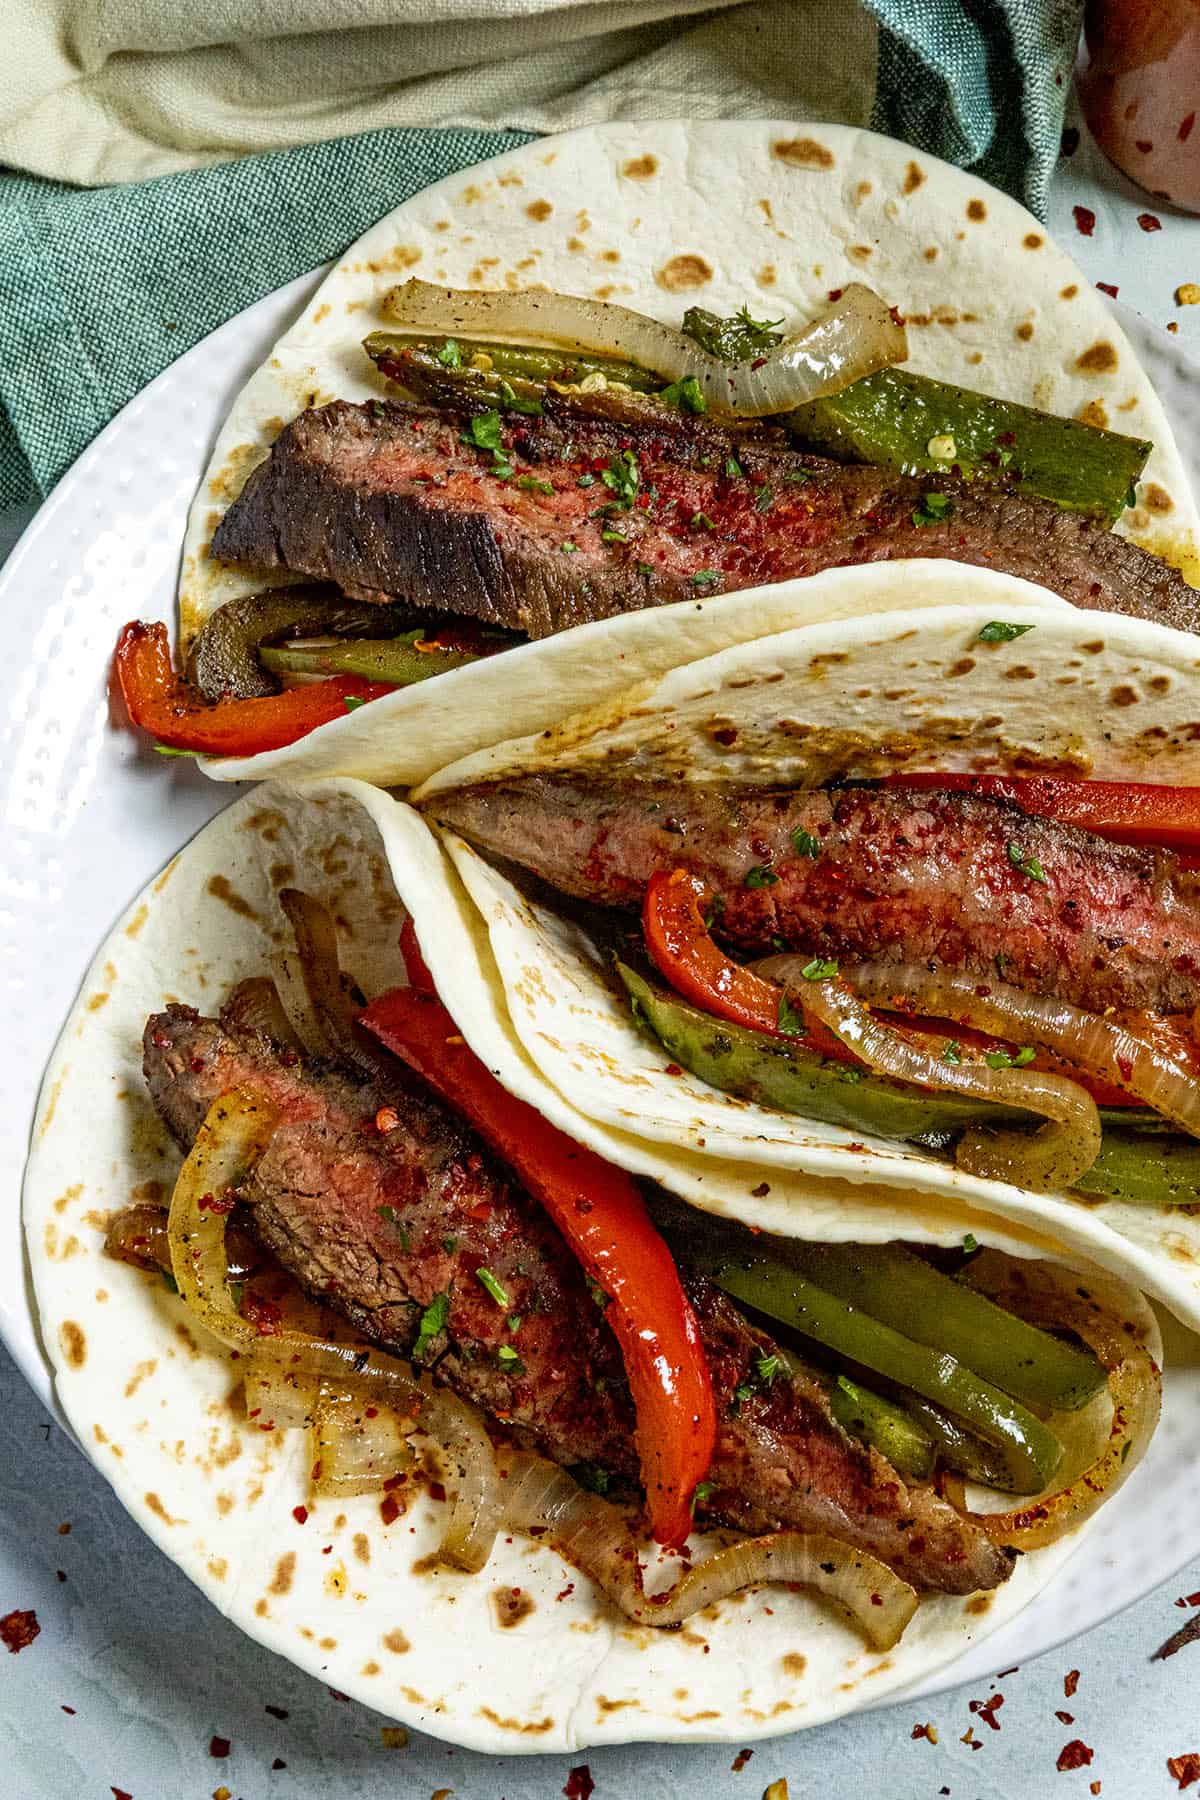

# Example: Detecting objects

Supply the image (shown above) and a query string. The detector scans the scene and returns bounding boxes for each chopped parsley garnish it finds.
[436,338,463,368]
[342,695,368,713]
[516,474,554,495]
[690,511,716,531]
[911,491,953,527]
[496,379,542,416]
[691,1480,716,1511]
[978,620,1036,643]
[941,1040,962,1065]
[441,1234,459,1253]
[636,561,654,575]
[587,1277,610,1311]
[801,957,839,980]
[985,1046,1037,1069]
[601,528,627,545]
[777,992,806,1037]
[782,470,812,484]
[754,484,775,513]
[744,863,778,888]
[576,472,596,488]
[792,827,821,859]
[160,1268,179,1294]
[507,1314,522,1334]
[1007,841,1049,884]
[413,1292,449,1362]
[658,374,706,413]
[476,1267,509,1309]
[561,540,579,554]
[490,449,515,481]
[724,455,744,480]
[682,304,784,362]
[730,1382,756,1414]
[153,743,200,756]
[690,569,722,588]
[601,448,640,509]
[575,1464,611,1495]
[496,1344,525,1375]
[755,1353,781,1385]
[462,409,503,451]
[377,1206,411,1249]
[962,1233,979,1254]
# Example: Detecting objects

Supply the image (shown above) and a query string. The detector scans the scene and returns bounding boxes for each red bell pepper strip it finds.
[886,772,1200,852]
[114,620,392,756]
[360,974,717,1550]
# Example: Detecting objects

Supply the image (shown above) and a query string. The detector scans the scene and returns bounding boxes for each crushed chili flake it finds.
[291,1505,308,1525]
[972,1693,1004,1731]
[61,1705,76,1715]
[0,1609,40,1654]
[264,1704,289,1720]
[1096,282,1119,298]
[329,1688,350,1703]
[380,1494,402,1526]
[56,1571,67,1583]
[997,1665,1020,1678]
[1137,213,1163,232]
[1090,1785,1101,1797]
[213,1788,231,1800]
[1057,1711,1075,1725]
[1072,205,1096,237]
[731,1747,753,1772]
[272,1759,288,1771]
[827,288,843,302]
[197,1190,236,1214]
[1169,1754,1200,1791]
[58,1522,71,1535]
[1061,126,1080,157]
[1064,1669,1080,1698]
[663,1063,683,1077]
[112,1790,133,1800]
[563,1767,595,1800]
[911,1722,939,1743]
[375,1106,401,1134]
[1057,1740,1094,1772]
[960,1725,981,1750]
[208,1736,230,1758]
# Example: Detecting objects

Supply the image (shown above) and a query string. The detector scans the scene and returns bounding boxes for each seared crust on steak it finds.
[427,775,1200,1015]
[143,996,1012,1594]
[209,394,1200,638]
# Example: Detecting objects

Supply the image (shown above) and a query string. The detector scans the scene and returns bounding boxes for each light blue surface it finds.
[8,98,1200,1796]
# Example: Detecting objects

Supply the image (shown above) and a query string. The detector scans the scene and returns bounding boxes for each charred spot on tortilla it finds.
[656,255,714,292]
[772,138,835,170]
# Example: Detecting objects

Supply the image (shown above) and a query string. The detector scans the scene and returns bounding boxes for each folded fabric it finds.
[0,0,1084,507]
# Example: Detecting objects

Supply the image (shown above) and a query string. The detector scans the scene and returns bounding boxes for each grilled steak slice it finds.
[428,775,1200,1016]
[208,393,1200,638]
[143,997,1011,1594]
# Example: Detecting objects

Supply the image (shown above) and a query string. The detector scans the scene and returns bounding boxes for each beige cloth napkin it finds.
[1,0,876,186]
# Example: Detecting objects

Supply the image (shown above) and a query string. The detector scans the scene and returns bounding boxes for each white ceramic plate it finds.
[5,221,1200,1725]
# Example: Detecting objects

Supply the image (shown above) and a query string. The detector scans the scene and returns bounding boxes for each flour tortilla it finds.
[184,118,1197,787]
[413,600,1200,1333]
[22,778,1154,1752]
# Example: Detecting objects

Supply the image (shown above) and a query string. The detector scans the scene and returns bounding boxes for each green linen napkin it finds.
[0,0,1082,510]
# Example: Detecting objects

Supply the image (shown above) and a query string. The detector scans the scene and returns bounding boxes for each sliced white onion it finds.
[500,1452,917,1649]
[310,1382,415,1496]
[245,1358,320,1433]
[380,279,907,417]
[780,971,1101,1191]
[847,960,1200,1140]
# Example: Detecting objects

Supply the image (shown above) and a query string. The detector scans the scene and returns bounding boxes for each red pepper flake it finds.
[1169,1754,1200,1791]
[1096,282,1119,298]
[960,1725,981,1750]
[329,1688,350,1703]
[974,1693,1004,1731]
[751,1181,771,1198]
[58,1522,71,1536]
[264,1704,289,1720]
[1185,1591,1200,1606]
[827,288,844,301]
[112,1791,133,1799]
[61,1705,76,1715]
[556,1582,575,1602]
[1061,126,1080,157]
[428,1480,447,1504]
[0,1609,39,1653]
[663,1063,683,1077]
[1057,1710,1075,1725]
[563,1769,595,1800]
[375,1106,401,1134]
[242,1291,283,1335]
[272,1759,287,1772]
[731,1747,753,1771]
[1064,1669,1080,1698]
[1072,205,1096,237]
[197,1191,236,1215]
[997,1665,1020,1678]
[1137,212,1163,232]
[911,1722,939,1743]
[1181,113,1197,142]
[209,1736,230,1759]
[1091,1785,1101,1797]
[1135,140,1154,154]
[292,1505,308,1525]
[380,1494,401,1526]
[1156,1613,1200,1659]
[1057,1740,1094,1772]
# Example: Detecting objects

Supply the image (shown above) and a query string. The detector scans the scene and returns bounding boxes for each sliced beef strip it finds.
[143,996,1012,1594]
[209,393,1200,639]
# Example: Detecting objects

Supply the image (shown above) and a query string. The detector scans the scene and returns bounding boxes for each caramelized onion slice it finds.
[310,1382,415,1497]
[380,279,907,417]
[939,1253,1161,1551]
[277,888,395,1081]
[245,1357,321,1433]
[500,1453,918,1649]
[790,973,1101,1191]
[848,961,1200,1139]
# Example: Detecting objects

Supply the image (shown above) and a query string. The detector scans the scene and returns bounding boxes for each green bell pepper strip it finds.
[784,366,1151,524]
[707,1253,1064,1491]
[620,961,1199,1206]
[827,1374,935,1482]
[783,1243,1104,1412]
[363,333,663,406]
[259,629,500,687]
[900,1395,1034,1493]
